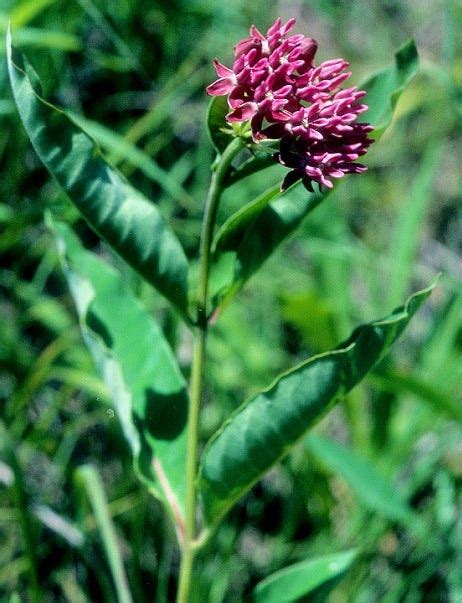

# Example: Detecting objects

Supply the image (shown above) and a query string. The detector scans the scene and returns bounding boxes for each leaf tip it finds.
[6,21,13,61]
[396,36,419,67]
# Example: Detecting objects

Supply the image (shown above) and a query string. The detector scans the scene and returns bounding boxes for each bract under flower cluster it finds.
[206,17,373,191]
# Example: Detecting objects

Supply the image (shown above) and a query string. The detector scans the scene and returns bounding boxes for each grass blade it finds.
[387,142,443,307]
[75,464,133,603]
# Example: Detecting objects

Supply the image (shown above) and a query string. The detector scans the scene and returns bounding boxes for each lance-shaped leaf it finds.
[7,33,190,317]
[50,218,188,538]
[209,40,419,313]
[199,283,434,524]
[253,550,357,603]
[362,38,419,139]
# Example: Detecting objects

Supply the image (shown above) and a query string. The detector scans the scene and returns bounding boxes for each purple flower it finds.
[206,17,373,192]
[274,87,373,190]
[275,124,372,192]
[206,18,317,140]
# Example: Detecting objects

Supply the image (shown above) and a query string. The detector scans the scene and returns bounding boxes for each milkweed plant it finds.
[7,17,435,603]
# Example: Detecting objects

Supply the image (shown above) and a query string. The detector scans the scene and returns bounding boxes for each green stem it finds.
[176,137,243,603]
[196,137,244,326]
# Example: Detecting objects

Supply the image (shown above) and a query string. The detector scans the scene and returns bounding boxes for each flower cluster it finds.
[206,18,373,191]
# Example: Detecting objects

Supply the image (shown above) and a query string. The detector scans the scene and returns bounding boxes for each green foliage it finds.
[199,283,434,524]
[206,37,420,315]
[387,142,443,306]
[51,219,188,524]
[1,1,461,601]
[0,13,82,52]
[362,38,419,139]
[305,435,419,529]
[7,35,190,317]
[69,111,192,206]
[212,184,283,251]
[210,189,327,310]
[253,549,357,603]
[75,464,132,603]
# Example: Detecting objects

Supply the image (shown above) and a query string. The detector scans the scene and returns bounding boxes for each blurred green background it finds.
[1,0,462,601]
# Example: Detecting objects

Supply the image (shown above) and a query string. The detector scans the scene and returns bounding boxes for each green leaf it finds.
[210,188,327,309]
[252,550,357,603]
[0,99,15,116]
[7,34,190,317]
[199,283,435,524]
[51,218,188,534]
[207,95,233,153]
[305,435,420,528]
[362,38,419,139]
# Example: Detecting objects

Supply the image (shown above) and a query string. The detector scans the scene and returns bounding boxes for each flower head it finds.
[207,18,317,140]
[206,17,373,192]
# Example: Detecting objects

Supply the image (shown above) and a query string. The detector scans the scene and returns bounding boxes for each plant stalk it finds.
[176,137,243,603]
